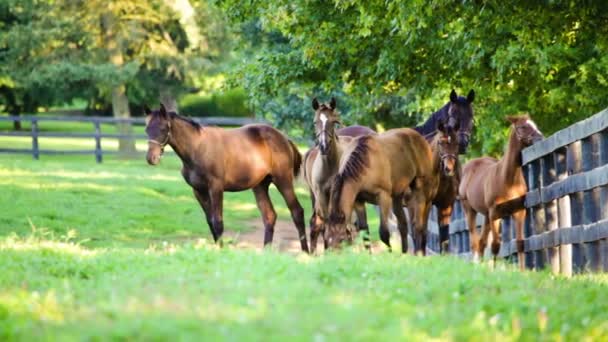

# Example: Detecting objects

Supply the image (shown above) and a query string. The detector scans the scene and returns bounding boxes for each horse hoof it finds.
[472,253,480,263]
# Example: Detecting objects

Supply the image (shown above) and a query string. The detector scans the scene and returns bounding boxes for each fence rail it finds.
[0,115,264,163]
[427,107,608,275]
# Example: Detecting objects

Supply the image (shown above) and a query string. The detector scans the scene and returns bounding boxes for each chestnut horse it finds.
[144,104,309,253]
[326,128,442,254]
[303,98,370,253]
[458,115,543,268]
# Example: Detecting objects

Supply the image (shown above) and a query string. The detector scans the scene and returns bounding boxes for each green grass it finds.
[0,149,607,340]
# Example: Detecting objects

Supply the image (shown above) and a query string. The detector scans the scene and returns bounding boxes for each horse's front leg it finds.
[354,201,371,251]
[392,196,409,254]
[437,205,453,254]
[377,192,392,252]
[208,186,225,245]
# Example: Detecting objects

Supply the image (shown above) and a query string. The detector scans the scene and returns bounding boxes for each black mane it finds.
[151,109,201,129]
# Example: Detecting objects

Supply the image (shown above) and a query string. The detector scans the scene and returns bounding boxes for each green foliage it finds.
[179,88,253,118]
[219,0,608,155]
[0,0,231,115]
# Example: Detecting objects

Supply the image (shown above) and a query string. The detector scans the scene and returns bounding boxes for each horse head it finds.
[312,97,341,155]
[447,89,475,154]
[435,120,460,177]
[144,103,172,165]
[507,114,544,146]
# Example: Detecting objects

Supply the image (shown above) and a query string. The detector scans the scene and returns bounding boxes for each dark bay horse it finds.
[326,127,451,255]
[303,98,369,253]
[337,89,475,153]
[144,104,309,253]
[459,115,543,268]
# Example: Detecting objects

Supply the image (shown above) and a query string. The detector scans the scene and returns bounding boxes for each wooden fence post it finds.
[556,146,572,276]
[94,120,103,164]
[31,118,39,160]
[544,152,560,274]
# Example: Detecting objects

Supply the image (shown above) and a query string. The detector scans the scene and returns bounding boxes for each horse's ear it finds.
[467,89,475,103]
[329,97,337,110]
[505,115,519,125]
[312,98,319,110]
[143,105,151,115]
[450,89,458,103]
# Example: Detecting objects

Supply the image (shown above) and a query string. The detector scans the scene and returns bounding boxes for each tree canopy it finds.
[219,0,608,155]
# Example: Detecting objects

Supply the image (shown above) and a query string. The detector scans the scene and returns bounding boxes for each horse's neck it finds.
[318,137,340,173]
[430,140,442,177]
[414,103,447,138]
[168,118,202,165]
[498,129,524,184]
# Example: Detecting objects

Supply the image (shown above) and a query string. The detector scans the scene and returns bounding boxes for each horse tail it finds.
[288,139,302,178]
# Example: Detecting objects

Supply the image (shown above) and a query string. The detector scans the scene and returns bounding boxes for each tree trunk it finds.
[112,85,136,155]
[160,88,178,114]
[102,11,136,156]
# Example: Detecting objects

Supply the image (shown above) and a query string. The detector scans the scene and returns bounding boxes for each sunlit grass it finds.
[2,144,606,340]
[0,233,607,340]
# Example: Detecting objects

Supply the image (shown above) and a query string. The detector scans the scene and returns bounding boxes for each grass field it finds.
[1,147,607,339]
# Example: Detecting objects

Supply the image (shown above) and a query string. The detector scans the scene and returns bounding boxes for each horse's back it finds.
[378,128,433,176]
[337,125,376,138]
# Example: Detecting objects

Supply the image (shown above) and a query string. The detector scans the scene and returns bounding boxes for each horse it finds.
[326,126,453,255]
[144,104,309,253]
[458,114,543,268]
[303,98,370,253]
[429,120,461,254]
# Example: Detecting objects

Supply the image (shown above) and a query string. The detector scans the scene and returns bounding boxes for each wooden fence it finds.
[427,107,608,275]
[0,115,262,163]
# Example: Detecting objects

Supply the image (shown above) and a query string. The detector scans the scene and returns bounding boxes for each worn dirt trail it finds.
[224,220,412,255]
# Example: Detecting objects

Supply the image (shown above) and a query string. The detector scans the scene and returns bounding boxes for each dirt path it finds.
[225,220,412,255]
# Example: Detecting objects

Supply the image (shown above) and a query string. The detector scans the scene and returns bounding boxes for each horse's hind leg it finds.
[274,178,310,253]
[378,192,392,252]
[208,187,225,245]
[392,197,409,254]
[252,182,277,248]
[193,188,216,241]
[354,201,370,250]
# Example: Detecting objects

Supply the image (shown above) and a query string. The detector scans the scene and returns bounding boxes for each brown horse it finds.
[326,128,440,254]
[458,115,543,268]
[303,98,369,253]
[144,104,309,253]
[429,121,461,254]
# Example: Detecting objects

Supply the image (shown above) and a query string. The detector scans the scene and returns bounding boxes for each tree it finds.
[1,0,230,153]
[219,0,608,155]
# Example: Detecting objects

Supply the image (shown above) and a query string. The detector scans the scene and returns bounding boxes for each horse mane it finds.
[170,112,202,129]
[328,135,372,224]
